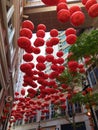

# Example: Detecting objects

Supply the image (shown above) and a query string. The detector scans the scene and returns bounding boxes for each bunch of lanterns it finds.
[6,0,98,129]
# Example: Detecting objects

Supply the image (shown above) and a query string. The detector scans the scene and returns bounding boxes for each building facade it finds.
[0,0,24,130]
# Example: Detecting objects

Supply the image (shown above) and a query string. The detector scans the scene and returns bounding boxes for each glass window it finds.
[0,83,2,92]
[75,102,81,113]
[68,103,73,117]
[51,104,55,118]
[60,109,66,116]
[89,71,96,86]
[94,67,98,80]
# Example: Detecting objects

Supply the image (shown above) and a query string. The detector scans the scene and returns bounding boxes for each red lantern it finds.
[41,0,59,6]
[56,2,68,12]
[88,3,98,17]
[51,64,58,71]
[78,64,84,68]
[25,46,34,53]
[28,63,35,69]
[79,68,86,73]
[36,55,46,63]
[50,37,59,46]
[58,65,65,73]
[22,20,34,31]
[68,60,78,70]
[33,47,41,54]
[49,71,59,79]
[20,63,32,73]
[46,40,53,47]
[15,92,19,96]
[60,104,66,109]
[57,57,64,64]
[65,28,76,36]
[67,52,73,59]
[69,5,81,15]
[56,51,64,57]
[2,116,7,120]
[19,28,32,39]
[37,24,46,31]
[48,80,56,86]
[70,11,85,26]
[38,71,44,77]
[17,36,31,49]
[34,37,44,47]
[85,0,97,10]
[46,54,54,62]
[50,29,58,37]
[81,0,88,5]
[58,0,67,3]
[66,34,77,45]
[57,9,70,23]
[21,89,25,96]
[36,63,46,71]
[45,47,53,54]
[36,30,45,38]
[23,53,33,62]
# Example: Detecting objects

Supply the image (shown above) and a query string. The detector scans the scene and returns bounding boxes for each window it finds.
[33,115,36,122]
[29,117,33,123]
[0,83,2,92]
[46,112,49,120]
[93,67,98,80]
[75,102,81,113]
[50,104,55,118]
[89,71,96,85]
[60,109,66,116]
[68,103,73,117]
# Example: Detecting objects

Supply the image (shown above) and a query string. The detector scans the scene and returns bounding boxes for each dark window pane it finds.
[94,67,98,80]
[89,71,96,85]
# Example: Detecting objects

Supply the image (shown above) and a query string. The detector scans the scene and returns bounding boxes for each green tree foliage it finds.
[69,29,98,62]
